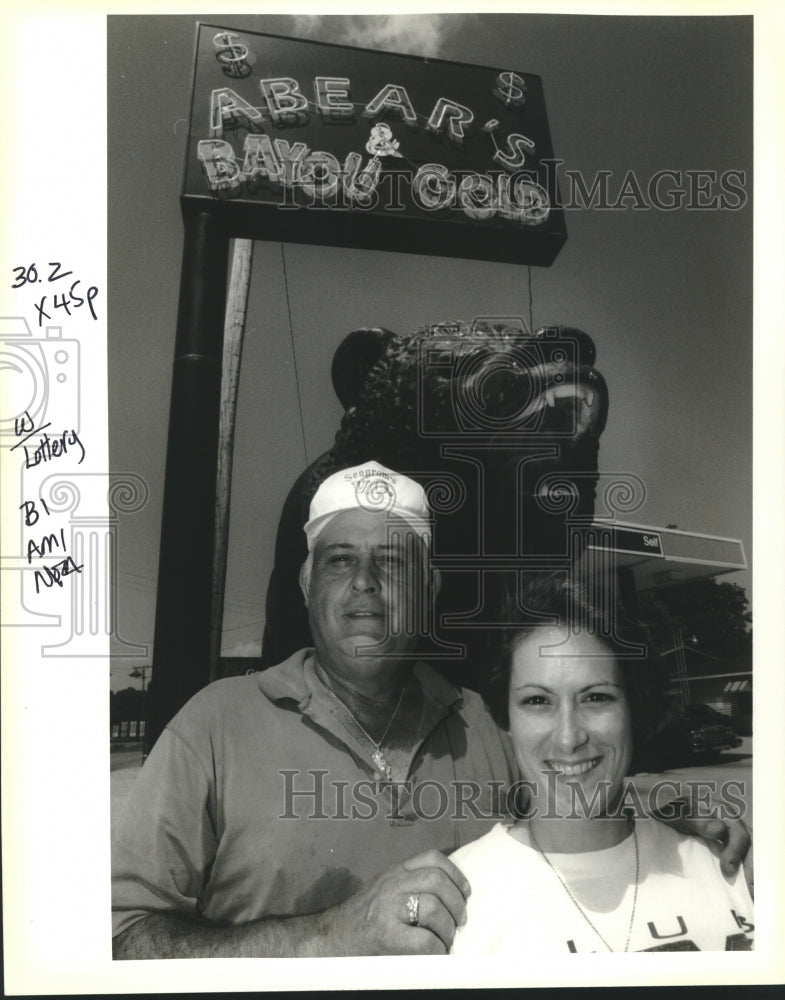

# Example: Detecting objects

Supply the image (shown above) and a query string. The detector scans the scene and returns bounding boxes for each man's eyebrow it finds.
[317,542,409,554]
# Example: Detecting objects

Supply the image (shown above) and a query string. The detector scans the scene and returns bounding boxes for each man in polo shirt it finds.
[112,462,518,957]
[112,461,750,958]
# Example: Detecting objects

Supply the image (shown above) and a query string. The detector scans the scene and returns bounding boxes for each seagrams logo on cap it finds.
[354,475,397,512]
[304,461,431,552]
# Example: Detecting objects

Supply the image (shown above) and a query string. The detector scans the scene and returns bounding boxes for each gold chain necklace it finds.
[327,682,406,780]
[527,822,640,953]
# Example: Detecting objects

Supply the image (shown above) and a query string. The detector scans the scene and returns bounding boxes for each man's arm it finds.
[113,849,470,958]
[652,804,752,889]
[681,815,753,889]
[113,910,331,959]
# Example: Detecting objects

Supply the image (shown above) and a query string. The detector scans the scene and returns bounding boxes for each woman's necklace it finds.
[327,682,406,780]
[527,821,640,953]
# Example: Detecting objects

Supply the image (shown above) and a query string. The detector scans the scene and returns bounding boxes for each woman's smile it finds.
[507,627,633,837]
[545,756,602,777]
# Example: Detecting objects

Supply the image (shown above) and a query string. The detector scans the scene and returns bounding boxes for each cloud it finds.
[222,639,263,658]
[290,14,465,57]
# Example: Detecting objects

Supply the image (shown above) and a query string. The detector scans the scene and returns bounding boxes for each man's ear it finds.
[299,561,310,606]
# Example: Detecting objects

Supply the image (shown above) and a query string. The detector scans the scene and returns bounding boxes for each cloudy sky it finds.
[105,11,755,687]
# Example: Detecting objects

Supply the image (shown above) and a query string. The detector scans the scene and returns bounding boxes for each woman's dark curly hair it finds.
[482,573,666,772]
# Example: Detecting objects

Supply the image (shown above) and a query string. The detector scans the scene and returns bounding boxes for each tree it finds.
[129,665,150,691]
[110,686,146,722]
[637,577,752,658]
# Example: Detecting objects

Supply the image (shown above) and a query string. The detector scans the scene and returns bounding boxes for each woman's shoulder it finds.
[450,821,534,873]
[637,814,732,875]
[636,813,754,917]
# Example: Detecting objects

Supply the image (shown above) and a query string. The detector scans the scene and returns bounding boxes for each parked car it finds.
[636,703,743,771]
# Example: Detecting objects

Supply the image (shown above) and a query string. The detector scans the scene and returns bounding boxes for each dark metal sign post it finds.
[148,210,228,749]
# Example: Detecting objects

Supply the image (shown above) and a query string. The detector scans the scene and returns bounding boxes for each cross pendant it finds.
[372,749,392,780]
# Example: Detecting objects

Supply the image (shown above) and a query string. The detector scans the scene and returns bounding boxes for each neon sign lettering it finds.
[492,71,527,108]
[197,139,243,195]
[493,133,536,171]
[425,98,475,144]
[314,76,354,120]
[259,77,309,125]
[209,88,262,137]
[362,84,418,127]
[342,151,382,206]
[411,163,455,211]
[195,66,549,227]
[197,135,550,225]
[212,31,251,78]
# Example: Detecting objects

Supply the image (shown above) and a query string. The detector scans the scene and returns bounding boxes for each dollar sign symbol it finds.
[213,31,250,77]
[493,71,527,108]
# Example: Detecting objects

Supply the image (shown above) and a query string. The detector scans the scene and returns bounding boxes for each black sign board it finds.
[182,24,567,265]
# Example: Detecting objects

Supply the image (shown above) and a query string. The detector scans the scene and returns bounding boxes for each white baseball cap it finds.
[304,461,431,552]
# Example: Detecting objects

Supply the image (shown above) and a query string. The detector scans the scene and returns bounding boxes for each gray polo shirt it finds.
[112,650,518,937]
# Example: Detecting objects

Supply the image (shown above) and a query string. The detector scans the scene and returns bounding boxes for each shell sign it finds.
[182,24,567,266]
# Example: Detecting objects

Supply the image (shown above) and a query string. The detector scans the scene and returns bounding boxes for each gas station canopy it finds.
[579,521,747,592]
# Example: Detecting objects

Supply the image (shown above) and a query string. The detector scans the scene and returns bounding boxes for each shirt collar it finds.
[254,648,313,707]
[255,648,464,715]
[256,649,465,778]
